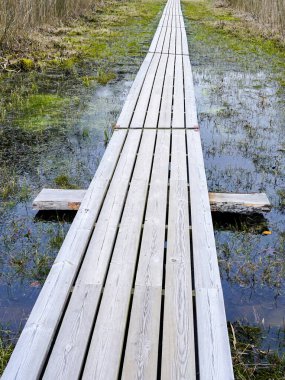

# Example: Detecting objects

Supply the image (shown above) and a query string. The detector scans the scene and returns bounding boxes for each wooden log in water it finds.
[33,188,271,214]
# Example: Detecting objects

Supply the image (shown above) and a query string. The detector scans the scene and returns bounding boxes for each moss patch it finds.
[54,174,79,189]
[13,94,71,131]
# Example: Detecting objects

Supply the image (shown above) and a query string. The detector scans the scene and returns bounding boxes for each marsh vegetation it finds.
[224,0,285,41]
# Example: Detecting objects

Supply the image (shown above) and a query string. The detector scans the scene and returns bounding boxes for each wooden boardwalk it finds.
[3,0,234,379]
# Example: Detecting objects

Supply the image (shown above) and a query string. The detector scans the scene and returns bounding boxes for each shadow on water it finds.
[34,210,77,223]
[213,212,268,234]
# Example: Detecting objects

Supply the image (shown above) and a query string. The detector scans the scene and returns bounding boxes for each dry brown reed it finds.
[226,0,285,38]
[0,0,99,47]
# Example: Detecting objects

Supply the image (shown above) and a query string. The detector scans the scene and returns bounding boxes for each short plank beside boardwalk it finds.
[33,188,271,214]
[3,0,234,379]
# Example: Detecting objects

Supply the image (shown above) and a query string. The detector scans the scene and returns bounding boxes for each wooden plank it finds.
[187,130,221,288]
[179,15,185,29]
[175,12,182,55]
[82,130,157,380]
[1,130,127,380]
[176,25,182,55]
[149,27,163,52]
[155,23,168,53]
[42,130,142,380]
[169,27,176,55]
[162,130,196,379]
[183,56,198,129]
[172,55,185,128]
[195,288,235,379]
[210,192,271,213]
[181,27,189,55]
[122,130,171,380]
[158,54,175,128]
[145,54,168,128]
[131,54,161,128]
[162,27,171,54]
[33,189,271,213]
[186,129,234,379]
[33,188,86,210]
[116,53,154,129]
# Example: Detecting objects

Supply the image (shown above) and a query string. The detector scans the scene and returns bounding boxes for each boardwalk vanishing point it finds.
[3,0,235,378]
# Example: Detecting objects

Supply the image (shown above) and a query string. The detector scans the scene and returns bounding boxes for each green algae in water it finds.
[13,94,71,131]
[54,174,79,189]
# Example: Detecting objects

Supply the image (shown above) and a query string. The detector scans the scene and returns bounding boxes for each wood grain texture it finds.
[33,189,270,214]
[209,192,271,213]
[33,188,86,210]
[131,54,160,128]
[116,53,154,129]
[186,129,234,379]
[82,130,157,380]
[162,130,196,379]
[158,54,175,129]
[2,130,127,380]
[122,130,170,380]
[43,130,142,380]
[145,54,168,128]
[172,55,185,129]
[183,55,198,129]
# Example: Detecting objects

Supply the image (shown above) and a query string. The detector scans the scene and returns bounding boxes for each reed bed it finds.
[226,0,285,37]
[0,0,99,47]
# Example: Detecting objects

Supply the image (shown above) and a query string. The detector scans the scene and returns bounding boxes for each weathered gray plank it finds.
[162,130,196,379]
[1,130,127,380]
[181,26,189,55]
[131,54,161,128]
[33,188,271,214]
[172,55,185,128]
[210,192,271,213]
[169,27,176,55]
[42,130,142,380]
[122,130,170,379]
[162,27,171,54]
[183,55,198,129]
[33,188,86,210]
[145,54,168,128]
[158,54,175,128]
[116,53,154,129]
[186,129,234,379]
[82,130,157,380]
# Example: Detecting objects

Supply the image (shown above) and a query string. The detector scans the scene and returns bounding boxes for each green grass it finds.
[13,94,71,131]
[96,69,116,85]
[0,0,164,131]
[54,174,79,189]
[182,0,285,70]
[0,335,14,376]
